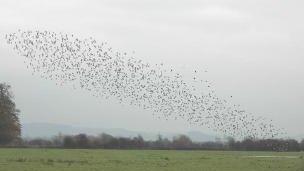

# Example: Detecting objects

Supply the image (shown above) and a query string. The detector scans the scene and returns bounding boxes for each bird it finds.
[5,29,285,142]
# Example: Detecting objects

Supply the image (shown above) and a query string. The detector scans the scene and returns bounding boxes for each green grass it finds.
[0,148,303,171]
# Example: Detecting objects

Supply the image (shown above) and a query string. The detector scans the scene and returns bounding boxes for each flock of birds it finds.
[5,30,285,139]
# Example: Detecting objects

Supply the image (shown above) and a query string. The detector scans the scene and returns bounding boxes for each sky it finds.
[0,0,303,137]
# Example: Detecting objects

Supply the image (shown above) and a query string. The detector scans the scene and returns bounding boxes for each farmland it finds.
[0,148,303,171]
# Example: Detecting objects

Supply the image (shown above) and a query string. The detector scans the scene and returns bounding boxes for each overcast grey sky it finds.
[0,0,303,137]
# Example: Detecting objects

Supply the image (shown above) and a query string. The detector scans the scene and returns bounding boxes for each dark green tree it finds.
[300,139,304,151]
[0,83,21,144]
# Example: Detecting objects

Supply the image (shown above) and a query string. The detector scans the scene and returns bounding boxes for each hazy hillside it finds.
[22,123,216,142]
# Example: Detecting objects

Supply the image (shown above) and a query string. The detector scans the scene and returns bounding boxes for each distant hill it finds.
[22,123,216,142]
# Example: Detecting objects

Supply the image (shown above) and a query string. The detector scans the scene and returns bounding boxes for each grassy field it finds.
[0,148,303,171]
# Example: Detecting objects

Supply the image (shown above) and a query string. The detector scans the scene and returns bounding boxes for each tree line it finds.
[1,82,303,151]
[16,133,304,152]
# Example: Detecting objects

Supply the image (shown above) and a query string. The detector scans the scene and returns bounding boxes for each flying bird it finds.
[5,30,285,140]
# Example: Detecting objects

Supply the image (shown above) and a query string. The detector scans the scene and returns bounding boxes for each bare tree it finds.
[172,135,192,149]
